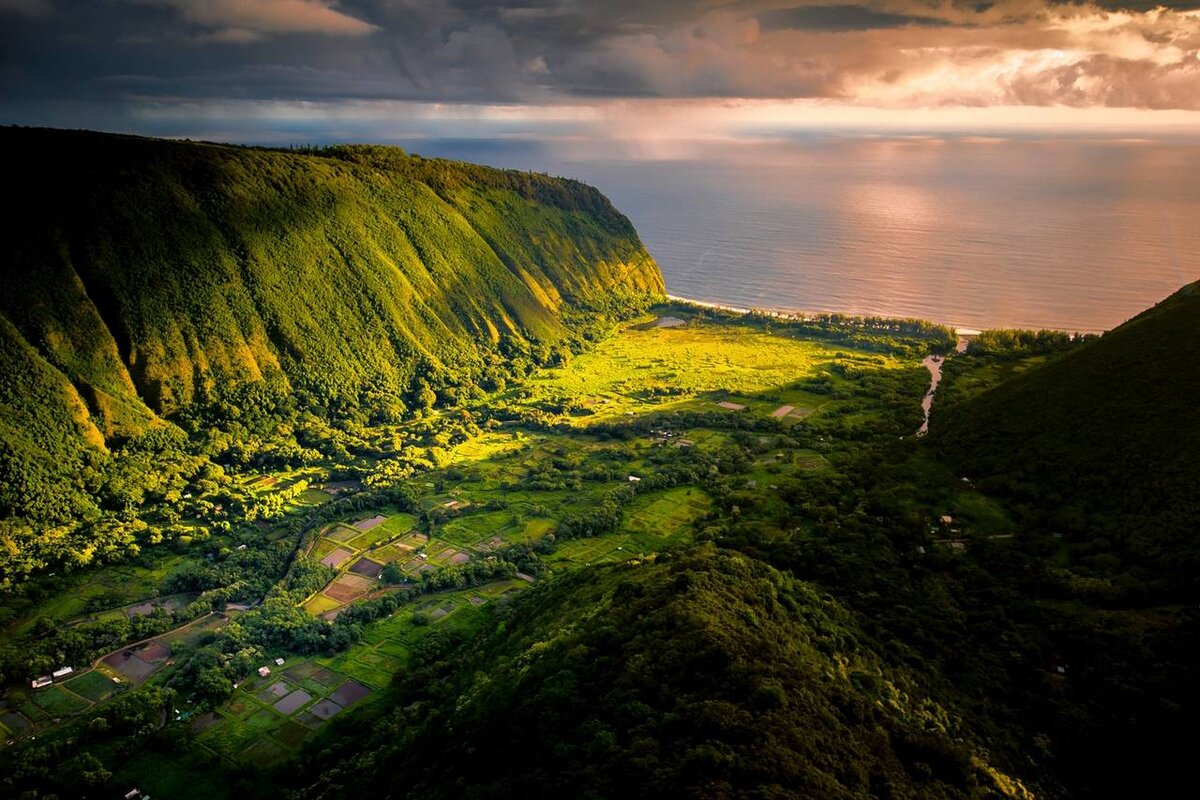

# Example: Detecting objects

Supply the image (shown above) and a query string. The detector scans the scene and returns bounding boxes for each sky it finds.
[3,0,1200,145]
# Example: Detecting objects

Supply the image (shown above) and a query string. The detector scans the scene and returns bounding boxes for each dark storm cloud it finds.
[1,0,1199,120]
[759,5,953,32]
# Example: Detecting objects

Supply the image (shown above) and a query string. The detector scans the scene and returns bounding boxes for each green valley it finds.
[0,129,1197,800]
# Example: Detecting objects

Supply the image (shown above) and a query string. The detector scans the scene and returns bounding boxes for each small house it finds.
[274,657,285,666]
[627,476,641,483]
[31,675,51,689]
[258,666,271,678]
[52,666,73,680]
[939,515,954,525]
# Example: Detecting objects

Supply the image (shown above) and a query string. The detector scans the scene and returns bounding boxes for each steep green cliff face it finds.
[0,128,663,521]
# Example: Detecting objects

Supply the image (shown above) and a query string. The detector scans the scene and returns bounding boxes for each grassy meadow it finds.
[507,314,911,423]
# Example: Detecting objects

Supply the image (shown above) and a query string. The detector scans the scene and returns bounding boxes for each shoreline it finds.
[666,293,1081,336]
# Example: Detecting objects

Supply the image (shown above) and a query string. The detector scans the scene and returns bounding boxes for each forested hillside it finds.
[933,280,1200,597]
[300,546,1031,800]
[0,128,662,535]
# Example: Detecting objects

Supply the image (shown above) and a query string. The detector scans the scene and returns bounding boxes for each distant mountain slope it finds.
[301,546,1031,800]
[934,281,1200,589]
[0,127,663,520]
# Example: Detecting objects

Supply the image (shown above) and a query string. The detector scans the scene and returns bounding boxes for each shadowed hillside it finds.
[299,546,1031,800]
[933,280,1200,595]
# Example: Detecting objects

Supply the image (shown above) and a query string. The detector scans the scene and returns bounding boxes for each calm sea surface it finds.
[413,138,1200,332]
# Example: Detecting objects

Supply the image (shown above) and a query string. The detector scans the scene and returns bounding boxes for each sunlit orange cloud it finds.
[590,99,1200,136]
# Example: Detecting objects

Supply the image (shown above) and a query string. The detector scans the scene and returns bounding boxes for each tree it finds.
[194,665,233,707]
[416,381,438,412]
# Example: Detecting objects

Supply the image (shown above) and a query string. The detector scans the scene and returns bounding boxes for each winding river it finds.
[916,337,970,437]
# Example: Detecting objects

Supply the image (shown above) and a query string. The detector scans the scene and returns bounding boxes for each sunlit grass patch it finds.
[379,512,418,537]
[303,594,341,615]
[437,510,519,547]
[326,524,362,544]
[296,488,334,505]
[510,321,908,425]
[311,538,341,560]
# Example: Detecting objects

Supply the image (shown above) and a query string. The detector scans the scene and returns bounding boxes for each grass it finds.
[62,670,118,702]
[378,513,418,537]
[548,488,712,568]
[623,487,712,540]
[111,749,234,800]
[303,594,342,615]
[296,488,335,505]
[450,432,533,463]
[316,658,391,688]
[159,613,227,648]
[793,450,831,471]
[29,685,89,716]
[4,552,191,634]
[349,524,400,550]
[326,524,362,544]
[436,510,518,546]
[272,718,312,749]
[507,321,902,424]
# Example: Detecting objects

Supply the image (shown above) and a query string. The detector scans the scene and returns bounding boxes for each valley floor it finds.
[4,305,1189,799]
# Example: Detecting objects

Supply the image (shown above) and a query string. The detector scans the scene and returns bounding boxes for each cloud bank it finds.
[2,0,1199,135]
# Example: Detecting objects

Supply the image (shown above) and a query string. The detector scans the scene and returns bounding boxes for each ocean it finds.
[410,136,1200,332]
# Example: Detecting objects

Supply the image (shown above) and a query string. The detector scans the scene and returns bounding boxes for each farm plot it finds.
[330,680,372,707]
[311,538,341,560]
[793,450,831,471]
[372,542,414,563]
[549,488,712,568]
[273,690,313,715]
[427,546,470,567]
[326,524,362,544]
[347,557,385,578]
[623,487,712,541]
[195,584,526,771]
[63,670,119,702]
[2,711,31,735]
[324,573,376,604]
[302,594,341,615]
[353,515,388,531]
[436,510,519,547]
[103,650,158,683]
[319,547,354,568]
[378,512,418,537]
[30,685,89,716]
